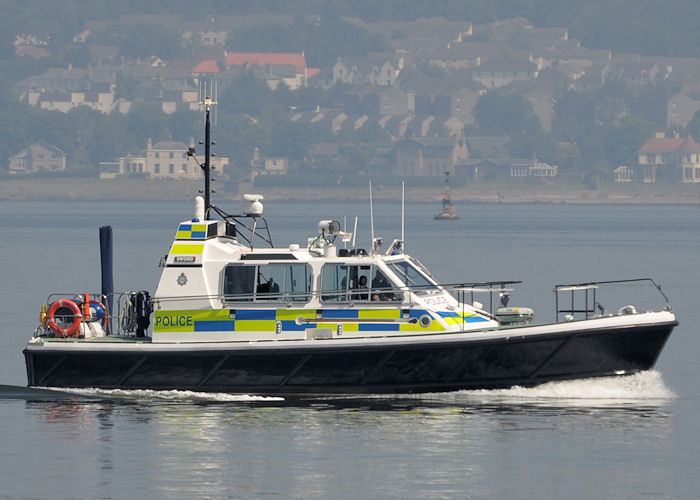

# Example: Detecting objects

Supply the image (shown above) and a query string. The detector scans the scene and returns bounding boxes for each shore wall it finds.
[2,178,700,204]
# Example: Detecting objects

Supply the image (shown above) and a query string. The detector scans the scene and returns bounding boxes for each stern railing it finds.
[554,278,671,322]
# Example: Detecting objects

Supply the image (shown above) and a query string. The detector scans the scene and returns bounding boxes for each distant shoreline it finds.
[1,177,700,205]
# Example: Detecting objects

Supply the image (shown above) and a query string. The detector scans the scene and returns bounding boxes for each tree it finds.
[115,72,138,100]
[685,111,700,141]
[506,130,558,164]
[219,73,273,116]
[603,115,656,168]
[474,91,542,135]
[123,104,170,146]
[552,89,597,143]
[95,23,185,60]
[66,106,103,165]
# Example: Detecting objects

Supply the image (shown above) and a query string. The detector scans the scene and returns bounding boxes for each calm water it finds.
[1,198,699,499]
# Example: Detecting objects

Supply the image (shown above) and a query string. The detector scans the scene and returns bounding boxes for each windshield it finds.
[388,260,441,296]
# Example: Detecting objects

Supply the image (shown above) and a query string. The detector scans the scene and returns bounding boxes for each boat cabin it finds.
[151,199,497,343]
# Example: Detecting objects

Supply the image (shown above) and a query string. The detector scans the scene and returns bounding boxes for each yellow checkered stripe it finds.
[440,311,490,326]
[153,308,454,334]
[176,223,210,240]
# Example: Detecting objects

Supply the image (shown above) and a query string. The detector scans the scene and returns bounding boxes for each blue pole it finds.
[99,225,114,334]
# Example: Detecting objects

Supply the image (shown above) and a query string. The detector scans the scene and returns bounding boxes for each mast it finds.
[203,100,212,218]
[202,106,211,216]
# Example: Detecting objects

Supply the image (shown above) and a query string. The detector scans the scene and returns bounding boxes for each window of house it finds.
[169,152,174,159]
[155,152,160,159]
[181,164,187,173]
[154,164,160,174]
[169,164,174,174]
[223,263,312,302]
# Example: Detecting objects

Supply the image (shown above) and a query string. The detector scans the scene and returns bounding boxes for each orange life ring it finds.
[47,299,82,338]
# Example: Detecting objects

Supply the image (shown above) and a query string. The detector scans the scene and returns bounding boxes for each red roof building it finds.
[637,132,700,183]
[191,60,220,74]
[225,52,308,73]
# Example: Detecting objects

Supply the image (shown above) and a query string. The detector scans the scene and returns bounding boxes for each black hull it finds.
[24,322,675,395]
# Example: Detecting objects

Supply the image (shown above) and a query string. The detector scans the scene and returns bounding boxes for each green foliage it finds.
[603,115,657,168]
[2,1,700,64]
[219,73,274,115]
[630,83,676,127]
[416,63,447,78]
[506,131,558,164]
[474,91,542,135]
[225,15,387,68]
[552,89,597,143]
[57,45,91,69]
[685,111,700,141]
[92,23,185,60]
[115,73,138,100]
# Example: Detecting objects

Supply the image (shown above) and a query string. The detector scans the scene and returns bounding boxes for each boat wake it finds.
[36,387,284,403]
[410,370,677,408]
[16,371,673,408]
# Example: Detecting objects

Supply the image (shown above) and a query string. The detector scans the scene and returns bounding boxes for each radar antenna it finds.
[187,82,218,219]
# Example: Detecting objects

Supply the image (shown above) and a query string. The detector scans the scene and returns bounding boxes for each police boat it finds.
[23,102,677,395]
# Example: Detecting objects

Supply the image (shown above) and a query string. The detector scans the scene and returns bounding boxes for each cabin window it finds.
[223,263,311,303]
[321,264,395,302]
[388,260,439,296]
[255,263,312,302]
[223,266,255,301]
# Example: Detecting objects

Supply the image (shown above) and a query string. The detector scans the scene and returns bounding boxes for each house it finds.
[251,148,288,176]
[223,52,319,89]
[637,132,700,183]
[9,141,66,175]
[471,56,538,88]
[333,54,403,86]
[132,79,199,114]
[342,86,408,116]
[395,137,468,176]
[102,138,229,180]
[460,158,557,180]
[343,17,473,54]
[601,60,663,90]
[613,165,634,183]
[36,90,116,114]
[400,70,483,125]
[183,14,295,47]
[14,34,51,58]
[404,115,436,138]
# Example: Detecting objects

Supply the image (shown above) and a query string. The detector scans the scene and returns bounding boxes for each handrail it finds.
[554,277,671,322]
[208,205,273,249]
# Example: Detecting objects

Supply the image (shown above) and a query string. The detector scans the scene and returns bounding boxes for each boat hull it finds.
[24,318,676,395]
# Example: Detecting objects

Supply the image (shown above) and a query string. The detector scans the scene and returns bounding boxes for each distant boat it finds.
[434,172,459,220]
